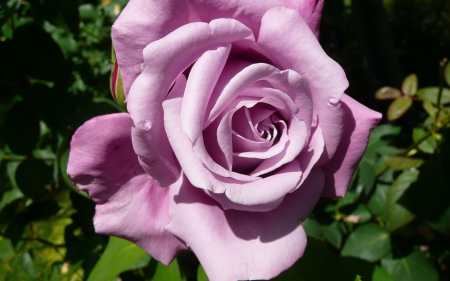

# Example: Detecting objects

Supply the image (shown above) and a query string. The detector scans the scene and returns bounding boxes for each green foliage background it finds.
[0,0,449,280]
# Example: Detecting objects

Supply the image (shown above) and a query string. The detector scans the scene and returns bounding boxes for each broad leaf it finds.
[401,74,418,96]
[368,184,390,221]
[341,224,391,262]
[151,260,185,281]
[387,97,413,120]
[387,171,419,232]
[416,87,450,104]
[375,87,402,100]
[384,156,423,170]
[87,237,149,281]
[381,251,438,281]
[197,265,209,281]
[412,128,436,154]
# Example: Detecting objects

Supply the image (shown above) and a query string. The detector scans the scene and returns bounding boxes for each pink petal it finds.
[166,167,325,281]
[181,44,231,143]
[127,19,254,185]
[280,0,324,37]
[258,7,348,161]
[67,113,186,264]
[250,116,308,176]
[164,93,303,212]
[112,0,287,95]
[321,94,382,197]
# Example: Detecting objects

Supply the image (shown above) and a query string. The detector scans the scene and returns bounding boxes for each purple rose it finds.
[68,1,381,280]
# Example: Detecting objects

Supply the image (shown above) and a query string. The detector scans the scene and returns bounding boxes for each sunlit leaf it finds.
[341,224,391,262]
[422,100,437,118]
[197,265,209,281]
[381,251,439,281]
[416,87,450,104]
[151,260,186,281]
[375,87,402,100]
[401,74,418,96]
[87,237,149,281]
[387,97,413,120]
[0,238,15,261]
[384,156,423,170]
[387,170,419,232]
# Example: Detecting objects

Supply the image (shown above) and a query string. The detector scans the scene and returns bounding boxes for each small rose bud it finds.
[110,45,126,109]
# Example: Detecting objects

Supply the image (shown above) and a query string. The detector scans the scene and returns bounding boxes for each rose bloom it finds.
[68,0,381,280]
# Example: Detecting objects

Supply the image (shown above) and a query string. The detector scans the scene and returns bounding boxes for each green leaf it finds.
[0,0,20,27]
[368,184,390,220]
[416,87,450,104]
[20,251,36,277]
[359,159,376,194]
[384,156,423,170]
[151,260,185,281]
[274,238,355,281]
[412,128,436,154]
[369,125,401,140]
[87,237,149,281]
[372,265,395,281]
[197,265,209,281]
[381,251,439,281]
[422,100,437,118]
[341,224,391,262]
[375,87,402,100]
[387,171,419,232]
[0,238,15,260]
[401,74,418,96]
[444,60,450,86]
[302,218,323,240]
[323,221,342,249]
[387,97,413,121]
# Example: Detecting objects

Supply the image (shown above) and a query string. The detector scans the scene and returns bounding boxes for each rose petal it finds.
[258,7,348,161]
[112,0,283,95]
[280,0,324,37]
[250,115,308,176]
[67,113,186,264]
[181,44,231,143]
[164,93,304,211]
[321,94,382,197]
[166,167,324,281]
[127,19,254,186]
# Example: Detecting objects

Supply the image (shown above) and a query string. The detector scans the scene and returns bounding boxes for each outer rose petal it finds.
[321,94,382,197]
[67,113,187,264]
[112,0,284,95]
[166,168,325,281]
[258,7,348,161]
[280,0,324,37]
